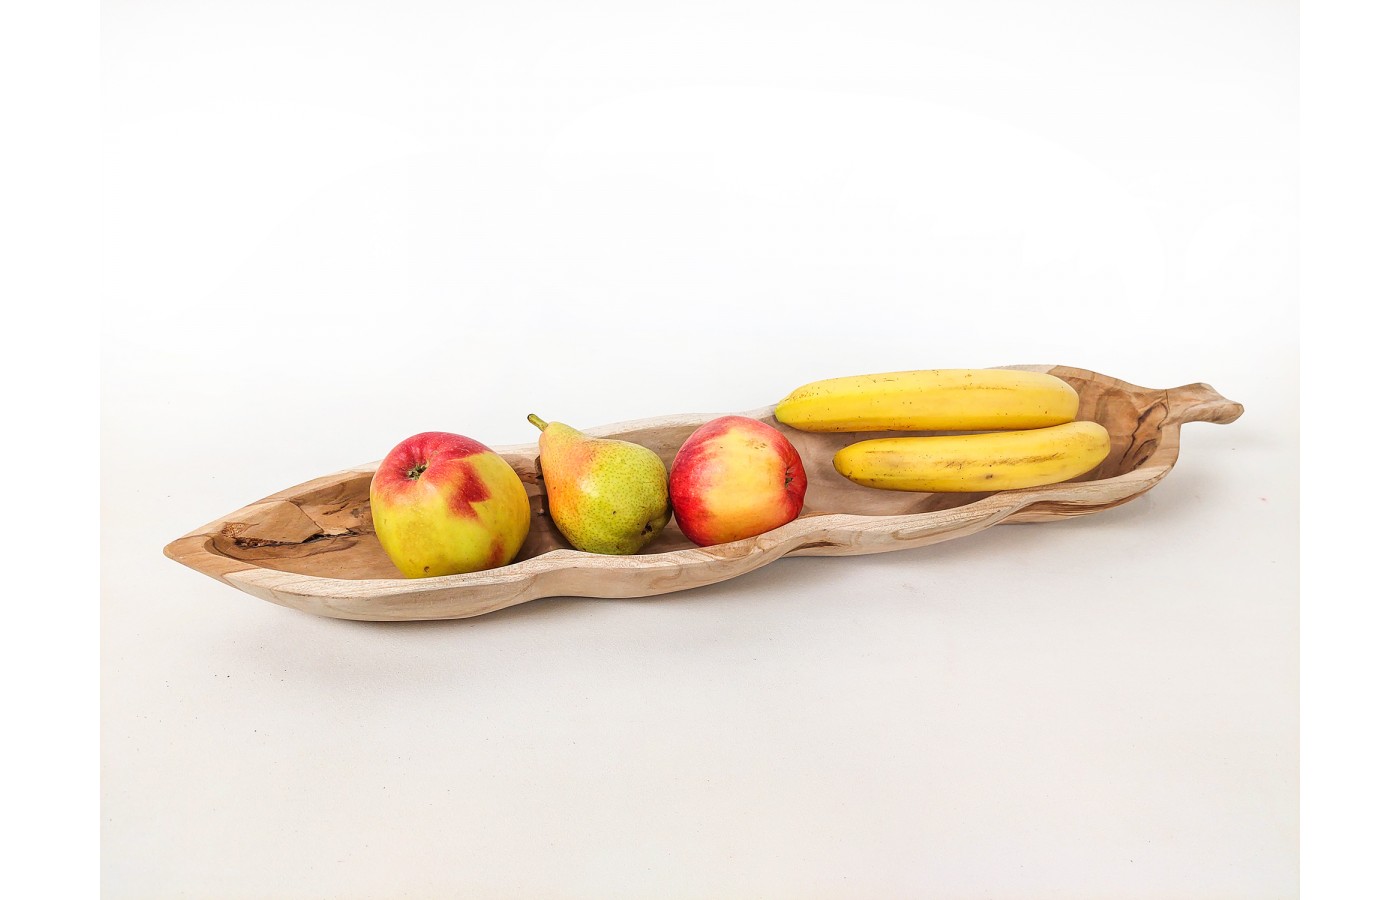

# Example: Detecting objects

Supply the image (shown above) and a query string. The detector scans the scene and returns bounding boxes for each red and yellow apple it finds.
[369,431,531,578]
[668,416,808,546]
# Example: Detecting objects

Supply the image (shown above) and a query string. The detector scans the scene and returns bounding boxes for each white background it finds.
[100,2,1299,897]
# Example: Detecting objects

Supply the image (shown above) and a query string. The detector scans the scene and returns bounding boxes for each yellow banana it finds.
[774,368,1080,432]
[833,421,1111,492]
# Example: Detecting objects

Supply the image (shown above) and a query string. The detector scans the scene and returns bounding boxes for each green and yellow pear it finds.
[528,414,671,555]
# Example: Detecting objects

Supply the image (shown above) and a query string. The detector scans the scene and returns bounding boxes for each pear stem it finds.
[527,414,548,432]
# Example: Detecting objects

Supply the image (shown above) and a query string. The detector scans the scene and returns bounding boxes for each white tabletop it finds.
[102,2,1297,895]
[103,350,1296,898]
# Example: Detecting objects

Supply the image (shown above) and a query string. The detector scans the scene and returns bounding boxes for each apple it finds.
[369,431,532,578]
[669,416,808,546]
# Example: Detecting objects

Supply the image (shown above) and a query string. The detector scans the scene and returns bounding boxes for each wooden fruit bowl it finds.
[164,366,1243,621]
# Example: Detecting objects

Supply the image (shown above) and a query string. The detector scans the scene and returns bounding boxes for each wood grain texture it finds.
[164,366,1243,621]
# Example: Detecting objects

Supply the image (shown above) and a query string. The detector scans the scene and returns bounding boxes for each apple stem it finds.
[527,414,548,432]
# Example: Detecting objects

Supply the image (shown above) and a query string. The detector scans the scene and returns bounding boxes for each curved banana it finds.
[774,368,1080,432]
[833,421,1112,492]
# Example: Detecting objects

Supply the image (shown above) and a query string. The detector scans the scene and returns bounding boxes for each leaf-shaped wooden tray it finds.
[164,366,1243,621]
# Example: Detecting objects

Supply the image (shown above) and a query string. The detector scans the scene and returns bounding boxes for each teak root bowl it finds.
[164,365,1243,621]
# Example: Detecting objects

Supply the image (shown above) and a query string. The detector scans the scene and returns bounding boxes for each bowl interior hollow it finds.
[203,369,1163,580]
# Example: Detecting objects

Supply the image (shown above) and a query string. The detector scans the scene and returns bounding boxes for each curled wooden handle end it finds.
[1165,382,1244,425]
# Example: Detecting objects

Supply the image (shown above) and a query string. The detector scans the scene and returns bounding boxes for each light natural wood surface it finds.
[163,366,1243,621]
